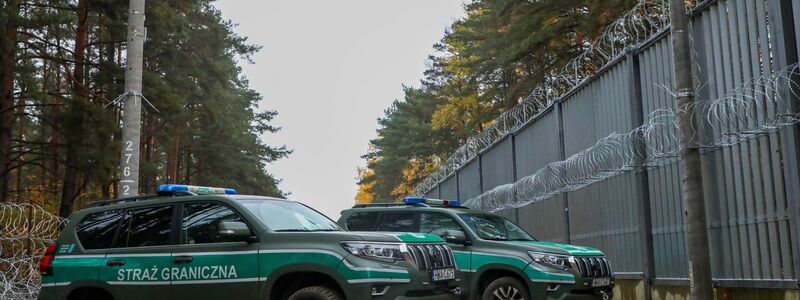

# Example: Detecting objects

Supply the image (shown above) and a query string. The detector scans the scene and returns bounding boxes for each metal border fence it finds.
[420,0,800,292]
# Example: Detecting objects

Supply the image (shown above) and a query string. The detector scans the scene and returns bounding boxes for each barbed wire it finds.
[463,63,800,211]
[0,203,66,299]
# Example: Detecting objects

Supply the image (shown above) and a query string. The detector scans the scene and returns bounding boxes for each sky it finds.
[214,1,466,218]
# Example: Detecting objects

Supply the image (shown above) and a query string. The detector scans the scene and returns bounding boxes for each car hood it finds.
[506,240,604,256]
[275,231,443,243]
[351,231,444,243]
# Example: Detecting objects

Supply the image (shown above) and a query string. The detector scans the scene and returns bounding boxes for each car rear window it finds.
[344,212,379,231]
[76,210,124,250]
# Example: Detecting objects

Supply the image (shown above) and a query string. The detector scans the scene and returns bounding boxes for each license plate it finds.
[592,277,611,287]
[431,268,456,281]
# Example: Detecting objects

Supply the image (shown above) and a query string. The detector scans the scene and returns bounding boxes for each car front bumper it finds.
[528,277,615,300]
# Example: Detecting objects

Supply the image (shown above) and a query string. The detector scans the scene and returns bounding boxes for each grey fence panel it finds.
[766,0,800,282]
[796,0,800,59]
[690,0,797,283]
[638,34,688,279]
[559,59,643,274]
[513,110,566,242]
[520,195,567,243]
[513,110,562,175]
[457,159,482,201]
[424,186,440,199]
[481,138,515,191]
[440,175,458,200]
[480,137,517,220]
[694,7,731,280]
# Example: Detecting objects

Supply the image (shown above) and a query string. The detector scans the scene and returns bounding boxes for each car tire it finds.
[288,285,344,300]
[482,276,529,300]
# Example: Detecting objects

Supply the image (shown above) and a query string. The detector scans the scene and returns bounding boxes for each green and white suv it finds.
[37,185,463,300]
[338,197,615,300]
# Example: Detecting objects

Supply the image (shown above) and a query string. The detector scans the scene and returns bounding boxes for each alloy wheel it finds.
[492,285,524,300]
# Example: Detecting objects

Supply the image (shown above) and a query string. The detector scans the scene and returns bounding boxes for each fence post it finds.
[455,171,460,201]
[478,155,484,197]
[767,0,800,284]
[556,101,571,244]
[628,51,655,300]
[512,134,520,222]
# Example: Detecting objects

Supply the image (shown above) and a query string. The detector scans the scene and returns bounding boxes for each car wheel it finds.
[288,285,344,300]
[482,276,529,300]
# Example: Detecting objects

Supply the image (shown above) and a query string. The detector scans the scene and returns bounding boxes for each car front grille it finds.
[406,243,456,271]
[572,256,612,278]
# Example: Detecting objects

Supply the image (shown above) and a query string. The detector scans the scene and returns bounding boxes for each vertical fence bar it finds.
[556,101,571,244]
[629,51,654,299]
[512,134,520,222]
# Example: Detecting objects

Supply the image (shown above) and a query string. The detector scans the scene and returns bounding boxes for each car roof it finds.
[342,204,476,215]
[74,194,292,217]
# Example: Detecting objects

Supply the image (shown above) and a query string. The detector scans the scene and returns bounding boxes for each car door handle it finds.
[173,255,193,264]
[106,259,126,267]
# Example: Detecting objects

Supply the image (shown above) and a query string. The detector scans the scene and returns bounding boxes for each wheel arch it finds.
[65,283,115,300]
[471,264,530,300]
[263,264,348,300]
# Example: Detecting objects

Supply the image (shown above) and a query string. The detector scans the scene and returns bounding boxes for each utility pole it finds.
[118,0,145,198]
[668,0,713,299]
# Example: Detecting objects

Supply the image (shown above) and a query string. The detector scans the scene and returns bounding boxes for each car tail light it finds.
[39,244,57,276]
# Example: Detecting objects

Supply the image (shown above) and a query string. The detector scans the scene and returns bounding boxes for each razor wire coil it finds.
[0,203,66,299]
[461,64,800,211]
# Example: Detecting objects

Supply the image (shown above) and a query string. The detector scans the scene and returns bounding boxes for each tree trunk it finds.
[167,133,180,183]
[15,92,23,202]
[0,0,20,202]
[59,0,89,217]
[183,149,191,184]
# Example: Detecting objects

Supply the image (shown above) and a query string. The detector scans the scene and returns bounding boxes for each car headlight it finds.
[528,251,572,269]
[341,242,405,262]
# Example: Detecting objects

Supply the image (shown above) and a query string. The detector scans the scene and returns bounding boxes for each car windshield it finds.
[238,199,342,232]
[459,213,536,241]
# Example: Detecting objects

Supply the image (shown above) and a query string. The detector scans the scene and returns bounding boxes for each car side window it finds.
[182,202,248,244]
[76,210,124,249]
[420,213,463,237]
[376,212,419,232]
[117,205,174,248]
[345,212,380,231]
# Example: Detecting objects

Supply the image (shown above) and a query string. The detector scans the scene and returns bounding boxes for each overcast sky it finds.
[214,1,466,218]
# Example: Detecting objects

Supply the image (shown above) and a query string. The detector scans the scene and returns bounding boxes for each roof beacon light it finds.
[156,184,237,195]
[403,197,461,207]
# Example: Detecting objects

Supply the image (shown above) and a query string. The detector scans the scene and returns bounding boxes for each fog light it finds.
[372,285,390,296]
[546,284,560,292]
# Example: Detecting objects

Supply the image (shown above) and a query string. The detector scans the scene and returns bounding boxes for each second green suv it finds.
[37,185,463,300]
[338,197,615,300]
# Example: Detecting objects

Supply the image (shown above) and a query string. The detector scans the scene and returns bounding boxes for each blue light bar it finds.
[403,197,461,207]
[156,184,237,195]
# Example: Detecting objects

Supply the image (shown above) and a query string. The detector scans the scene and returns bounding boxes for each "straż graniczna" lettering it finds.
[116,265,238,281]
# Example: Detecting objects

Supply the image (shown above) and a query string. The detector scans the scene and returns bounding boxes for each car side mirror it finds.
[444,230,469,245]
[217,221,255,243]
